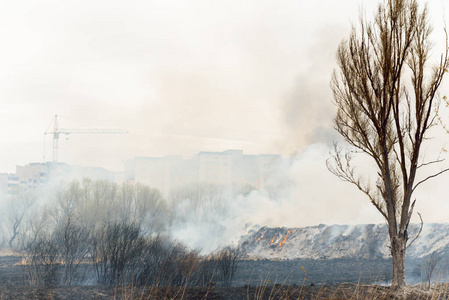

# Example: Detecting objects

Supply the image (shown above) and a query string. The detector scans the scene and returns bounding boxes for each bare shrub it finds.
[22,233,59,286]
[15,178,223,289]
[424,252,443,289]
[216,246,240,288]
[158,242,199,287]
[134,236,201,287]
[191,255,218,287]
[90,222,145,285]
[53,216,90,285]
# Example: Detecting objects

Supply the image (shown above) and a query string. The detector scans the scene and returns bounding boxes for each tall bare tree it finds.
[327,0,449,287]
[5,188,36,248]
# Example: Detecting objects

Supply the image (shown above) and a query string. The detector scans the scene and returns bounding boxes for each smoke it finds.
[168,143,385,253]
[168,143,449,253]
[164,0,449,253]
[4,141,449,255]
[280,25,345,152]
[1,0,449,256]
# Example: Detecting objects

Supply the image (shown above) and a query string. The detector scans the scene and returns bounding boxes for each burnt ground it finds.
[1,282,448,300]
[0,256,434,299]
[235,258,397,286]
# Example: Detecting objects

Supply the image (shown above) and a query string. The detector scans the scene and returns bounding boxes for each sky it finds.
[1,0,449,228]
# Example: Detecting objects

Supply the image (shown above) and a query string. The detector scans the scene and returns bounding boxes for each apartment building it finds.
[125,150,282,198]
[0,162,119,196]
[0,173,19,197]
[0,149,282,197]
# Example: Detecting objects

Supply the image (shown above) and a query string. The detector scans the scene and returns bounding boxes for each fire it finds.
[279,230,291,248]
[270,236,276,244]
[257,237,261,242]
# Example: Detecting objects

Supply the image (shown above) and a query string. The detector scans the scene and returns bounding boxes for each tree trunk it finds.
[391,236,406,287]
[9,227,18,248]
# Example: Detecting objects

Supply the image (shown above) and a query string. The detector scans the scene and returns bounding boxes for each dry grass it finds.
[164,283,449,299]
[2,255,449,299]
[0,282,449,299]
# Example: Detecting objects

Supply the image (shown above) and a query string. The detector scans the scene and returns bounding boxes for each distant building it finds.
[0,163,54,196]
[0,162,121,196]
[125,150,282,198]
[0,173,19,197]
[125,156,197,198]
[0,149,283,197]
[15,162,50,190]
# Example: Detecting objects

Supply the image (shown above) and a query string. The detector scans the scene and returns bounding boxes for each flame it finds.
[257,237,261,242]
[270,236,276,244]
[279,230,291,248]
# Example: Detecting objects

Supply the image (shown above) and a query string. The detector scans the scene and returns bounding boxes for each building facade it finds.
[125,150,282,198]
[0,162,120,197]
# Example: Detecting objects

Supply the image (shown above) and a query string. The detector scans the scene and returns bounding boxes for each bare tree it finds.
[424,252,442,289]
[123,183,169,234]
[327,0,449,287]
[5,188,36,248]
[170,183,228,224]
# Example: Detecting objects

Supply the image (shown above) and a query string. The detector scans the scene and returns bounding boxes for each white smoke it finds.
[169,143,386,253]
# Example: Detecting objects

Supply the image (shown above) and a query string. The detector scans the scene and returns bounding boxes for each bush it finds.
[53,216,90,285]
[90,222,145,285]
[215,246,240,288]
[17,179,232,288]
[22,233,59,286]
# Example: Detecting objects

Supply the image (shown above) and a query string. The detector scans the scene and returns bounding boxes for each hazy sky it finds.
[1,0,449,227]
[0,0,368,171]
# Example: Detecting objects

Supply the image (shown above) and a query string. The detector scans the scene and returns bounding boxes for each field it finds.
[0,255,444,299]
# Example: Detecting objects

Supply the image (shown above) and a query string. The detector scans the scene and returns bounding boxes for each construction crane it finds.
[44,115,128,163]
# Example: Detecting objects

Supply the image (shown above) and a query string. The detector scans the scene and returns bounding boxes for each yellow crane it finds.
[44,115,128,163]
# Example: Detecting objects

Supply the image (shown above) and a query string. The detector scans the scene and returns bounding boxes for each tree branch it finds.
[417,158,445,169]
[406,212,423,249]
[412,168,449,192]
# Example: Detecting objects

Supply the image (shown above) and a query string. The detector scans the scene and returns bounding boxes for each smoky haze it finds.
[1,0,449,246]
[0,0,367,172]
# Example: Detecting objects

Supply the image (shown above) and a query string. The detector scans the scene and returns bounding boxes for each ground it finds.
[1,283,448,299]
[0,255,444,299]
